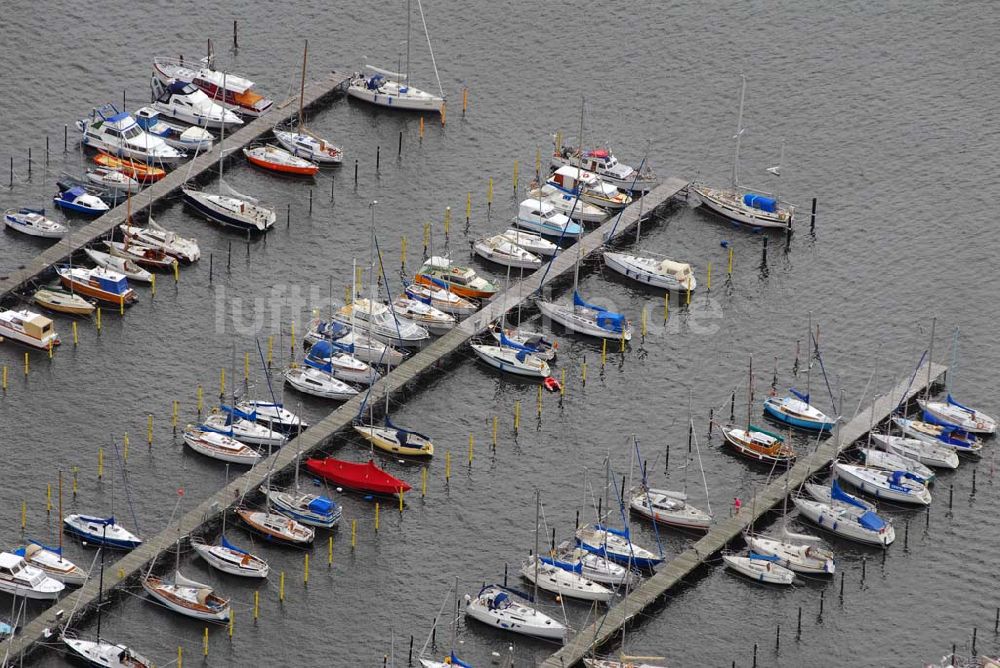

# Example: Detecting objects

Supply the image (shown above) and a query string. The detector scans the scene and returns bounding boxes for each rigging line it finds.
[605,149,651,242]
[414,0,445,99]
[690,419,713,517]
[894,350,928,414]
[633,436,665,559]
[810,328,838,414]
[109,438,142,538]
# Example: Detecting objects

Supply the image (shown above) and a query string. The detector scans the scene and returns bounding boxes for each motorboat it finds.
[182,427,261,465]
[57,266,138,305]
[53,186,109,216]
[182,188,276,232]
[917,395,996,435]
[76,104,185,164]
[514,197,583,238]
[261,487,341,529]
[464,584,567,642]
[0,309,60,350]
[0,553,64,599]
[133,106,214,152]
[629,488,712,531]
[404,282,478,316]
[546,165,632,210]
[305,339,381,385]
[720,424,796,466]
[520,555,614,602]
[334,298,430,348]
[576,524,662,569]
[743,534,834,575]
[235,400,308,434]
[153,55,273,117]
[528,185,609,224]
[390,295,456,335]
[149,78,243,129]
[119,219,201,263]
[201,413,287,448]
[191,536,269,578]
[833,462,931,506]
[84,248,153,284]
[304,457,411,495]
[273,129,343,164]
[860,448,934,484]
[33,288,95,316]
[603,252,696,292]
[551,141,658,192]
[470,342,550,378]
[348,67,444,113]
[3,208,67,238]
[869,432,958,469]
[284,366,359,401]
[500,228,558,256]
[85,167,140,195]
[13,541,87,585]
[104,240,178,271]
[722,553,795,585]
[414,256,499,299]
[236,509,315,545]
[536,291,632,341]
[474,234,542,270]
[892,416,981,454]
[93,152,166,182]
[142,571,230,621]
[353,417,435,457]
[243,144,319,176]
[763,391,835,432]
[63,637,154,668]
[63,515,141,549]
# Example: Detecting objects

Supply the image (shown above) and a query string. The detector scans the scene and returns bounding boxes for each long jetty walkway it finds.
[0,175,689,662]
[0,70,352,300]
[541,361,948,668]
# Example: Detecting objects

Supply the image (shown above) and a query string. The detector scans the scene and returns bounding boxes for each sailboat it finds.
[274,41,344,164]
[629,433,712,532]
[763,314,835,432]
[721,356,797,466]
[722,552,795,585]
[347,0,445,113]
[916,328,996,434]
[261,441,342,528]
[354,377,434,457]
[238,475,316,545]
[792,481,895,547]
[18,473,88,585]
[743,475,835,575]
[869,432,959,470]
[464,583,567,641]
[419,581,473,668]
[691,74,794,230]
[182,69,275,233]
[305,339,381,386]
[833,462,932,506]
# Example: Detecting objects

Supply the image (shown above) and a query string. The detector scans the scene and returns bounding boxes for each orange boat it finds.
[243,145,318,176]
[414,256,499,300]
[56,266,138,306]
[93,152,167,183]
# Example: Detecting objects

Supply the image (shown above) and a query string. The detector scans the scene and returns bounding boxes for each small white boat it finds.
[629,488,712,531]
[0,552,64,599]
[348,67,444,113]
[192,536,269,578]
[520,555,614,602]
[142,571,230,622]
[551,141,658,192]
[0,309,60,350]
[474,234,542,269]
[16,541,88,585]
[528,186,609,224]
[273,129,343,164]
[335,298,430,348]
[869,432,958,470]
[404,283,478,316]
[334,329,407,367]
[76,104,185,165]
[182,188,276,233]
[722,553,795,585]
[917,396,996,434]
[63,637,153,668]
[501,228,558,257]
[54,186,110,216]
[603,252,697,292]
[134,106,214,152]
[464,584,567,642]
[85,167,140,195]
[546,165,632,211]
[235,400,308,434]
[4,208,68,238]
[391,296,456,335]
[743,534,834,575]
[576,525,662,568]
[284,366,359,401]
[892,416,981,454]
[236,509,315,545]
[552,544,638,587]
[63,515,142,549]
[305,340,381,385]
[860,448,934,484]
[470,342,550,378]
[536,292,632,341]
[514,197,584,238]
[261,488,341,529]
[201,413,287,448]
[119,219,201,263]
[489,323,557,361]
[84,248,153,284]
[833,462,932,506]
[182,427,261,465]
[150,78,244,129]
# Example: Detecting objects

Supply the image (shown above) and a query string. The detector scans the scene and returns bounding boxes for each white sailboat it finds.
[182,427,261,465]
[722,552,795,585]
[860,448,934,484]
[537,244,632,341]
[869,432,958,470]
[192,503,269,579]
[274,41,343,164]
[284,365,359,401]
[603,252,696,292]
[833,462,932,506]
[792,481,895,547]
[520,554,614,603]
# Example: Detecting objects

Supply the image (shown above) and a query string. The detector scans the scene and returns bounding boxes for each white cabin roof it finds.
[0,553,24,568]
[553,165,596,181]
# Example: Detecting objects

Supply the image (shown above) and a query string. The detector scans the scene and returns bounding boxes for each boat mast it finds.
[746,354,753,432]
[925,316,936,400]
[96,532,105,643]
[405,0,411,84]
[732,74,747,189]
[58,471,63,555]
[575,97,586,183]
[298,40,308,133]
[806,312,812,404]
[218,72,227,194]
[533,489,540,607]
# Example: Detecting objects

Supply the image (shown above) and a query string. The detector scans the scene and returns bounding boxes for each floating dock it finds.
[0,70,352,301]
[541,361,948,668]
[0,178,689,663]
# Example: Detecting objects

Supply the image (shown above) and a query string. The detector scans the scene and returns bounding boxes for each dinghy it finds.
[833,462,932,506]
[33,288,95,316]
[182,427,261,465]
[85,167,140,195]
[501,228,558,256]
[464,584,567,641]
[528,186,608,224]
[474,234,543,269]
[4,208,67,238]
[0,310,60,350]
[149,79,243,130]
[235,401,308,434]
[629,488,712,532]
[391,295,456,335]
[470,341,551,378]
[892,416,981,454]
[134,106,215,152]
[93,152,166,183]
[243,144,319,176]
[869,432,958,470]
[603,252,696,292]
[722,552,795,585]
[415,256,499,299]
[63,515,141,549]
[14,541,87,585]
[520,555,614,602]
[917,395,996,435]
[551,544,638,587]
[305,340,381,386]
[576,525,662,569]
[201,413,287,448]
[551,140,658,192]
[304,457,411,495]
[721,424,796,466]
[0,553,64,599]
[353,417,435,457]
[191,536,269,578]
[284,366,359,401]
[53,187,109,216]
[514,197,584,238]
[57,266,137,305]
[536,291,632,341]
[743,534,834,575]
[76,104,185,164]
[860,448,934,484]
[142,571,230,621]
[63,638,153,668]
[153,54,273,117]
[236,509,315,545]
[335,298,430,347]
[104,240,177,271]
[84,248,152,284]
[489,323,557,361]
[119,219,201,263]
[405,282,478,316]
[547,165,632,210]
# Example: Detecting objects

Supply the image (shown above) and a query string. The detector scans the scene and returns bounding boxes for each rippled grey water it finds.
[2,1,999,666]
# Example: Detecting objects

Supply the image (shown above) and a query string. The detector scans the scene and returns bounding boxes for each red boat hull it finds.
[305,458,411,495]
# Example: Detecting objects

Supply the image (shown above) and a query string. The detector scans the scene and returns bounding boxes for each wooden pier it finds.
[541,361,948,668]
[0,179,689,663]
[0,70,352,301]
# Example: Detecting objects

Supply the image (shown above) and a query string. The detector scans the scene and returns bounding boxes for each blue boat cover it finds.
[64,186,87,200]
[947,394,973,412]
[96,274,128,295]
[540,555,582,574]
[78,515,116,526]
[450,652,473,668]
[858,510,885,532]
[830,480,866,510]
[28,540,60,555]
[790,388,810,404]
[307,496,335,516]
[574,291,626,333]
[366,75,385,90]
[221,535,248,555]
[489,592,509,610]
[742,193,777,213]
[221,403,256,422]
[749,552,781,562]
[310,340,334,359]
[888,470,921,488]
[12,547,25,557]
[573,290,608,312]
[406,287,432,304]
[426,276,450,290]
[385,415,430,442]
[500,332,537,355]
[596,524,630,539]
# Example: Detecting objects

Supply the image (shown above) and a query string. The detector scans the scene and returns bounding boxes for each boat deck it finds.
[540,362,948,668]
